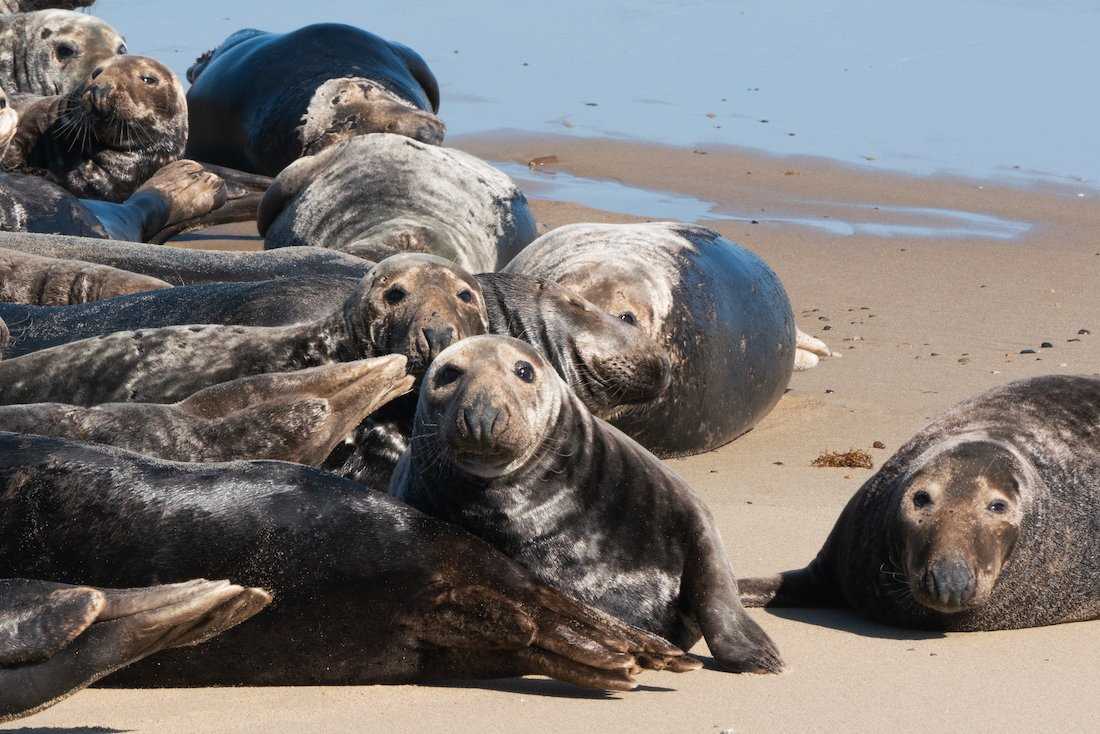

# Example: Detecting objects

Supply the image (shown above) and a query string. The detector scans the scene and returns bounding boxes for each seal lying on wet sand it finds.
[1,246,168,305]
[1,578,269,723]
[392,335,782,673]
[0,432,698,689]
[0,10,123,96]
[740,375,1100,631]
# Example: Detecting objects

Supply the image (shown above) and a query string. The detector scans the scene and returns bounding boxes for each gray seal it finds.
[0,356,412,465]
[740,375,1100,631]
[504,221,796,458]
[1,578,269,723]
[1,2,96,12]
[258,134,537,272]
[0,9,123,96]
[392,335,783,673]
[1,246,169,304]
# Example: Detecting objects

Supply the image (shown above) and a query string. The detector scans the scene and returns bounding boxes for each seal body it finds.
[1,246,169,305]
[0,432,695,688]
[0,10,123,96]
[392,335,782,673]
[259,135,536,272]
[186,24,444,176]
[740,375,1100,631]
[504,222,796,458]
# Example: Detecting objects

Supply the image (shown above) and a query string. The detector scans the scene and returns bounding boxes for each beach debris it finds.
[527,155,559,169]
[784,170,799,176]
[1079,329,1091,335]
[759,119,769,123]
[1041,342,1054,349]
[1068,338,1081,343]
[706,112,717,119]
[1020,349,1037,354]
[872,441,886,450]
[584,102,598,107]
[813,449,873,469]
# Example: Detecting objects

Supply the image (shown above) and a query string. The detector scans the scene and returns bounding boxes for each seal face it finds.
[392,335,783,673]
[504,221,797,458]
[740,375,1100,632]
[259,135,537,272]
[0,10,124,96]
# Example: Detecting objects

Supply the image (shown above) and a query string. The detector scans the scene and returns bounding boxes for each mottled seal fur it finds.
[1,246,168,304]
[1,578,269,723]
[0,432,698,688]
[740,375,1100,631]
[186,23,444,176]
[259,134,537,272]
[0,356,413,464]
[0,9,123,96]
[504,221,796,458]
[392,335,783,673]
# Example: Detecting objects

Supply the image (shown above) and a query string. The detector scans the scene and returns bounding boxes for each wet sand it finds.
[8,137,1099,732]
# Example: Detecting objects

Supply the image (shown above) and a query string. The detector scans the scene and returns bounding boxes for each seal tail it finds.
[738,562,836,608]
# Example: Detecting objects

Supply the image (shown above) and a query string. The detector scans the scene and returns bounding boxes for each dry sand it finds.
[7,136,1099,733]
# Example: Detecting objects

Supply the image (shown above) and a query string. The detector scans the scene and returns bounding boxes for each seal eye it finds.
[619,311,638,326]
[0,98,6,110]
[912,490,933,509]
[457,289,474,304]
[55,43,77,61]
[140,75,159,86]
[90,67,103,80]
[384,286,407,305]
[514,360,535,383]
[117,44,127,55]
[988,500,1008,514]
[434,364,463,388]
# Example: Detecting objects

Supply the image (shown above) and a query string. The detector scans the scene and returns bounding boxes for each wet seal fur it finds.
[4,55,187,201]
[740,375,1100,631]
[504,221,796,458]
[0,356,413,465]
[0,9,123,96]
[186,23,444,176]
[0,578,269,723]
[259,134,537,272]
[392,335,783,673]
[1,246,168,304]
[0,432,698,689]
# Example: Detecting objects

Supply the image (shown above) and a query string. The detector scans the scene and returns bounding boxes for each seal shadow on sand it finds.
[761,607,945,641]
[428,678,675,700]
[2,728,127,734]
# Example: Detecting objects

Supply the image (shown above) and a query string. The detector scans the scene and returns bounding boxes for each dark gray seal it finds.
[0,9,123,96]
[259,134,537,272]
[0,315,8,356]
[740,375,1100,631]
[0,356,412,465]
[1,578,269,723]
[391,335,782,674]
[186,23,444,176]
[504,221,797,458]
[1,246,168,304]
[0,432,699,689]
[1,1,95,12]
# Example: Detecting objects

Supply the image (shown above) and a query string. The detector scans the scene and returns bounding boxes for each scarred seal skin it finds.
[392,335,783,674]
[0,9,123,96]
[0,432,699,689]
[504,221,796,458]
[0,578,270,723]
[740,375,1100,632]
[186,23,444,176]
[259,134,537,272]
[0,246,169,305]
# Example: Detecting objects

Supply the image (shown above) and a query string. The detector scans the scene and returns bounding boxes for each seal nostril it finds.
[91,67,103,80]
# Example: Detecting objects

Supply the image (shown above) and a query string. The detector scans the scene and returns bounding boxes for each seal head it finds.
[0,10,124,96]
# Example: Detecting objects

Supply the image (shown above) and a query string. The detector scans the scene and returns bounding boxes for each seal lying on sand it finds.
[0,10,123,96]
[1,1,96,12]
[5,55,187,201]
[0,432,698,688]
[392,336,782,673]
[186,23,444,176]
[740,375,1100,631]
[1,246,168,305]
[0,578,269,723]
[259,135,536,272]
[0,357,412,464]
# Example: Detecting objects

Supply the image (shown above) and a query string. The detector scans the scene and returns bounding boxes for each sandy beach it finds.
[6,135,1097,733]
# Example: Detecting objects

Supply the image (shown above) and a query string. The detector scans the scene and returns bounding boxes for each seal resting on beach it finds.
[0,1,95,15]
[0,578,269,723]
[186,23,444,176]
[0,357,413,465]
[259,134,536,272]
[740,375,1100,631]
[0,432,699,689]
[1,246,168,304]
[392,335,783,673]
[0,9,122,96]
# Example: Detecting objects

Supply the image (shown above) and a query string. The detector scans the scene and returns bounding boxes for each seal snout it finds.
[459,392,507,448]
[920,556,978,611]
[419,325,455,362]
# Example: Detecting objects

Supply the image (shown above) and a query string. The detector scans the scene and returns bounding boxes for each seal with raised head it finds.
[0,356,413,465]
[5,55,187,201]
[0,9,123,96]
[739,375,1100,631]
[391,335,782,673]
[1,578,269,723]
[259,134,537,272]
[186,23,444,176]
[0,432,699,688]
[1,246,169,304]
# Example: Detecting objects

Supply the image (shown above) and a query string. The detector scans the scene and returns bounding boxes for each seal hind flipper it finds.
[0,580,103,666]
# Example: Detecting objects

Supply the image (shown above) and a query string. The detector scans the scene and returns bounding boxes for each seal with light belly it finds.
[259,135,537,272]
[505,222,796,457]
[1,578,269,723]
[1,246,168,304]
[0,357,413,465]
[392,336,782,673]
[740,375,1100,631]
[186,23,444,176]
[0,10,123,96]
[0,432,698,689]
